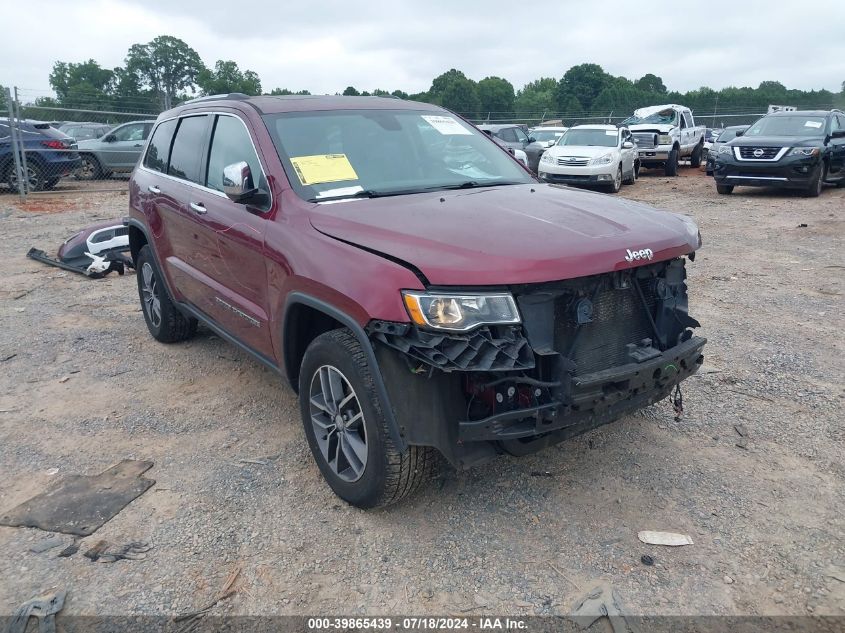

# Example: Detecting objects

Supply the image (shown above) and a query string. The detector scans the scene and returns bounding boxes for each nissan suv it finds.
[126,94,706,508]
[712,109,845,196]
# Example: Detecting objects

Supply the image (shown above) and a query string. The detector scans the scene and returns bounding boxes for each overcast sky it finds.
[2,0,844,99]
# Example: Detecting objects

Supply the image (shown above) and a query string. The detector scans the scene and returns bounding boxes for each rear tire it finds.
[299,328,438,508]
[135,245,197,343]
[9,163,46,192]
[75,154,102,181]
[690,142,703,168]
[664,149,679,176]
[716,184,733,195]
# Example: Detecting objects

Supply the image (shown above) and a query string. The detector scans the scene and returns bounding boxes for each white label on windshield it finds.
[804,120,822,128]
[606,130,617,136]
[422,115,472,135]
[315,185,364,199]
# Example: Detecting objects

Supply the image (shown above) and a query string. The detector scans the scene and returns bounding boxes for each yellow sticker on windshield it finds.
[289,154,358,185]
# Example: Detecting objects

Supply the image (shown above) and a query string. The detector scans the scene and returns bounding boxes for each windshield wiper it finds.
[309,180,524,202]
[437,180,524,191]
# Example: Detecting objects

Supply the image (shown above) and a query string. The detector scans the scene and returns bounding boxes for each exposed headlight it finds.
[402,291,521,331]
[718,145,733,155]
[679,215,702,248]
[589,153,614,166]
[789,147,820,157]
[541,152,556,164]
[658,134,673,145]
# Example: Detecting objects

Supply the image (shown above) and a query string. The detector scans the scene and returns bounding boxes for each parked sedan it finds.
[705,125,748,175]
[477,123,545,172]
[75,120,155,180]
[58,122,112,142]
[538,125,639,193]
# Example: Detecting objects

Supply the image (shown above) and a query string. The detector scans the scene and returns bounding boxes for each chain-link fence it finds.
[2,86,160,200]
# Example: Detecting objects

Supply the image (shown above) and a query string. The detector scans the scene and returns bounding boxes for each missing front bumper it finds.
[458,336,705,442]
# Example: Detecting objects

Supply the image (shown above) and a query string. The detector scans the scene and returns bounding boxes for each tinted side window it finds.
[499,128,518,142]
[514,128,528,143]
[143,119,177,173]
[206,115,266,194]
[168,116,208,183]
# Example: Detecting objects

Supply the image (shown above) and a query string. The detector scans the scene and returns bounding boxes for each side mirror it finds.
[223,161,258,203]
[103,134,117,143]
[527,136,536,143]
[622,141,634,149]
[831,130,845,138]
[735,130,744,137]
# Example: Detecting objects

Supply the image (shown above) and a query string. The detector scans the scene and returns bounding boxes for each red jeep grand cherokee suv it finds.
[125,94,706,508]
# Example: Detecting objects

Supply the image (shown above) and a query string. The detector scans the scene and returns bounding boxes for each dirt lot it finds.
[0,169,843,619]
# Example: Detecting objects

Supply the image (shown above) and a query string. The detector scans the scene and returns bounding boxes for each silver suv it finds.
[75,120,155,180]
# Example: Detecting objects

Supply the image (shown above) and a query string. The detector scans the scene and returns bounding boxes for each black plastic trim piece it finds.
[284,292,408,452]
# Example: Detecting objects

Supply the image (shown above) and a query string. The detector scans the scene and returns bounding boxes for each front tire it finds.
[690,142,703,168]
[608,165,622,193]
[299,329,438,508]
[664,148,679,176]
[716,184,734,195]
[135,245,197,343]
[804,163,825,197]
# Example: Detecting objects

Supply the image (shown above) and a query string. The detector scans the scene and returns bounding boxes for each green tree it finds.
[477,76,514,118]
[342,86,360,96]
[197,60,262,96]
[49,60,115,106]
[634,73,667,94]
[428,69,480,117]
[557,63,613,112]
[391,89,409,99]
[269,88,310,95]
[125,36,204,110]
[515,77,557,115]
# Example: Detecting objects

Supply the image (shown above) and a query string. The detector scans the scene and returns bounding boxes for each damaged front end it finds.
[368,257,706,468]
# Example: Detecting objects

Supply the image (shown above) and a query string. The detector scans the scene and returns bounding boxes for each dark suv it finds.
[126,94,706,508]
[1,119,80,191]
[713,109,845,196]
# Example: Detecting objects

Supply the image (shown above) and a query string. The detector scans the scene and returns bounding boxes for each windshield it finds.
[532,129,564,142]
[717,128,745,142]
[744,115,827,137]
[622,108,679,126]
[263,109,533,201]
[557,128,618,148]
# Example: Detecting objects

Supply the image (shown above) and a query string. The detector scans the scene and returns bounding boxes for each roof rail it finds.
[182,93,250,105]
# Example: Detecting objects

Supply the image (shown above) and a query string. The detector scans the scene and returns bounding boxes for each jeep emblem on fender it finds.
[625,248,654,262]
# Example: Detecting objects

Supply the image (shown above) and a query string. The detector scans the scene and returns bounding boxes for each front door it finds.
[179,113,273,354]
[107,121,153,170]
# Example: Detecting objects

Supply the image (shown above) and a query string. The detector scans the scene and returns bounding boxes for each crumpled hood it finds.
[545,145,617,159]
[628,123,675,134]
[309,184,699,286]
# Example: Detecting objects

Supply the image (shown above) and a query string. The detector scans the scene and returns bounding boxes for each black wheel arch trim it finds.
[283,291,408,453]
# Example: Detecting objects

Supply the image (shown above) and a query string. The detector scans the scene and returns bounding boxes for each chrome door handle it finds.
[148,185,160,194]
[190,202,207,215]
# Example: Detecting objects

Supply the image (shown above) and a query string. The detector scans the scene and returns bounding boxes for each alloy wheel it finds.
[141,262,162,328]
[9,166,40,192]
[309,365,368,482]
[79,157,96,179]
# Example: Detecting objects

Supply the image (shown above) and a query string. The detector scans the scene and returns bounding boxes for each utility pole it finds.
[4,86,26,202]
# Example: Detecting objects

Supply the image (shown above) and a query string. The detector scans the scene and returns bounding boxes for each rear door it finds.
[179,112,273,354]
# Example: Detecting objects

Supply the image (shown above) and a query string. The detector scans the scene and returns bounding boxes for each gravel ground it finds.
[0,169,843,618]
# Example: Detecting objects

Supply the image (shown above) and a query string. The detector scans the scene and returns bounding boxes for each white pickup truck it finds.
[622,104,705,176]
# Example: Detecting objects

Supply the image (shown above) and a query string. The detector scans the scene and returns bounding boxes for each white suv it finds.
[538,125,639,193]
